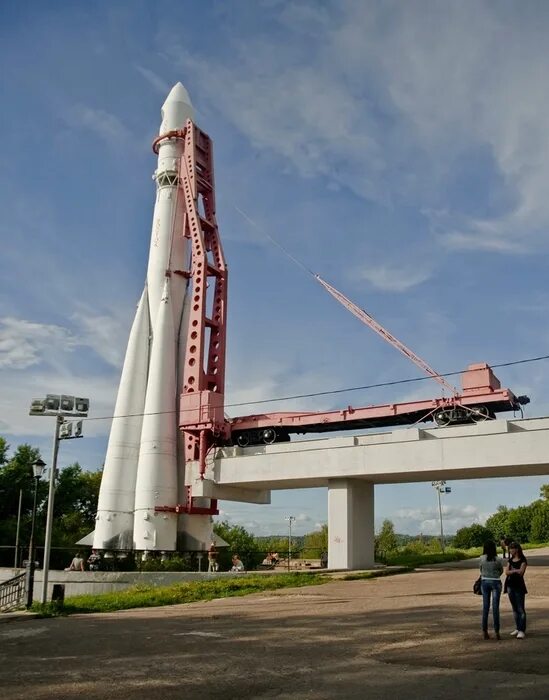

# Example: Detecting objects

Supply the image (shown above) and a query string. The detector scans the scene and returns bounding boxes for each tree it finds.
[213,520,261,570]
[303,524,328,557]
[376,519,398,554]
[530,502,549,543]
[453,524,494,549]
[485,506,510,541]
[505,504,536,543]
[540,484,549,500]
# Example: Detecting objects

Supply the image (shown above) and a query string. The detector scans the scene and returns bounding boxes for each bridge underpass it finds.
[186,416,549,569]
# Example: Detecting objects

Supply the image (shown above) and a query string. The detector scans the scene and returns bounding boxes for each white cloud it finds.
[71,306,131,369]
[135,64,170,94]
[357,264,431,292]
[0,317,77,370]
[393,503,490,535]
[164,2,549,253]
[67,104,128,146]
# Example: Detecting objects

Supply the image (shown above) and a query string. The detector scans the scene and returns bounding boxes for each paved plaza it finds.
[1,549,548,699]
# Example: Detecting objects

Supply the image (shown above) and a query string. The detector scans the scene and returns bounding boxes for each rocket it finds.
[93,83,215,552]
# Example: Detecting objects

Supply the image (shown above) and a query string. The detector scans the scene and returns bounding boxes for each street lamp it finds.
[285,516,295,572]
[26,458,46,609]
[29,393,89,604]
[431,480,452,553]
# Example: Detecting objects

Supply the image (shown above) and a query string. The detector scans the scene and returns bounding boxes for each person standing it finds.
[479,540,504,640]
[207,542,218,572]
[500,536,511,560]
[505,542,528,639]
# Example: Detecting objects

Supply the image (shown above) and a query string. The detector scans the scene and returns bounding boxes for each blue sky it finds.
[1,0,549,536]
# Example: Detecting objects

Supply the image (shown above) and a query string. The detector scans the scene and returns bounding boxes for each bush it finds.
[531,502,549,543]
[453,524,494,549]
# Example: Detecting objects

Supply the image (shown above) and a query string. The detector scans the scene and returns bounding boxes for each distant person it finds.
[320,551,328,568]
[207,542,218,572]
[479,540,504,640]
[500,537,511,559]
[505,542,528,639]
[230,554,245,572]
[271,552,279,565]
[87,549,102,572]
[65,552,85,572]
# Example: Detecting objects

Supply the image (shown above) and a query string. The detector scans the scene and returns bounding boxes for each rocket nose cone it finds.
[160,81,194,132]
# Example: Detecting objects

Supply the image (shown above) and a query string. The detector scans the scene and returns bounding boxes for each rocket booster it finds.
[93,83,213,552]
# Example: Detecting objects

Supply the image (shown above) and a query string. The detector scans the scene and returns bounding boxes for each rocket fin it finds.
[93,287,151,550]
[133,278,179,551]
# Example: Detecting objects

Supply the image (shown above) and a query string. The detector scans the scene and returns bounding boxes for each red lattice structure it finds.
[178,121,229,483]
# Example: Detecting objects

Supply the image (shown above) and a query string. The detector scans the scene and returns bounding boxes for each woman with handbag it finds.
[505,542,528,639]
[479,540,504,640]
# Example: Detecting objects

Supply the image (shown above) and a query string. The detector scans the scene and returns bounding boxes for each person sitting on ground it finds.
[65,552,85,571]
[270,552,279,565]
[261,552,273,566]
[230,554,245,572]
[87,549,101,572]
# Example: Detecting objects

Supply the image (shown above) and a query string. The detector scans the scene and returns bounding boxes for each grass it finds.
[383,548,475,568]
[31,543,549,618]
[32,572,328,616]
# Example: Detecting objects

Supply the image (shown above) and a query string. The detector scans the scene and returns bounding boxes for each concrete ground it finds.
[1,549,548,700]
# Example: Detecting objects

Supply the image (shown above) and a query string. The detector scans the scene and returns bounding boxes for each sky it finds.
[1,0,549,537]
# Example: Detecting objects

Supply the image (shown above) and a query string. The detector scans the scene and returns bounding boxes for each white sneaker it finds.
[510,630,519,636]
[516,631,526,639]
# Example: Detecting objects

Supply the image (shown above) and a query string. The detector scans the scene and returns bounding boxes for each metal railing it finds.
[0,573,27,612]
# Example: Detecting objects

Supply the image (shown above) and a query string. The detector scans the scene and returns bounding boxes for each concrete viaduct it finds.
[186,416,549,569]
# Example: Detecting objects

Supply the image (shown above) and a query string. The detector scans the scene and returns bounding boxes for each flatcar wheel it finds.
[261,428,277,445]
[434,409,452,427]
[236,432,250,447]
[470,405,490,422]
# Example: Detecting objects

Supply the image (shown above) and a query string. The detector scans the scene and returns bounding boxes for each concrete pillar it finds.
[328,478,374,570]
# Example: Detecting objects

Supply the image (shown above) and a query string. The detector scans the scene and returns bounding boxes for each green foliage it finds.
[485,506,510,542]
[0,437,102,567]
[139,554,193,572]
[213,520,262,570]
[540,484,549,500]
[530,501,549,543]
[33,572,326,616]
[384,549,471,568]
[376,519,398,554]
[505,504,536,543]
[453,524,494,549]
[302,524,328,557]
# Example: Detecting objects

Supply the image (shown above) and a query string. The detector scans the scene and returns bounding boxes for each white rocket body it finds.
[93,83,213,552]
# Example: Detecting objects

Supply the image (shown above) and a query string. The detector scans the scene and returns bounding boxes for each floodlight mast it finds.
[28,394,89,604]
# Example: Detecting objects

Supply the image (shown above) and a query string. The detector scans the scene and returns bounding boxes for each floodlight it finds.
[29,399,45,415]
[60,395,74,411]
[45,395,60,411]
[59,422,72,439]
[75,397,89,413]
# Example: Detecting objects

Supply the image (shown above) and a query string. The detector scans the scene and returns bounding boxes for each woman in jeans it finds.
[479,540,504,639]
[505,542,528,639]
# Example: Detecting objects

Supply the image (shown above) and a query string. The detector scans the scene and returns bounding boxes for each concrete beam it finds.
[188,478,271,504]
[187,417,549,490]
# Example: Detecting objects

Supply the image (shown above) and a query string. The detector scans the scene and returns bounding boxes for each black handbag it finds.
[473,576,482,595]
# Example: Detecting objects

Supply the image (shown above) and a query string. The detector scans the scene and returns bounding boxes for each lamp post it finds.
[26,458,46,609]
[28,394,89,604]
[285,515,295,572]
[431,480,452,553]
